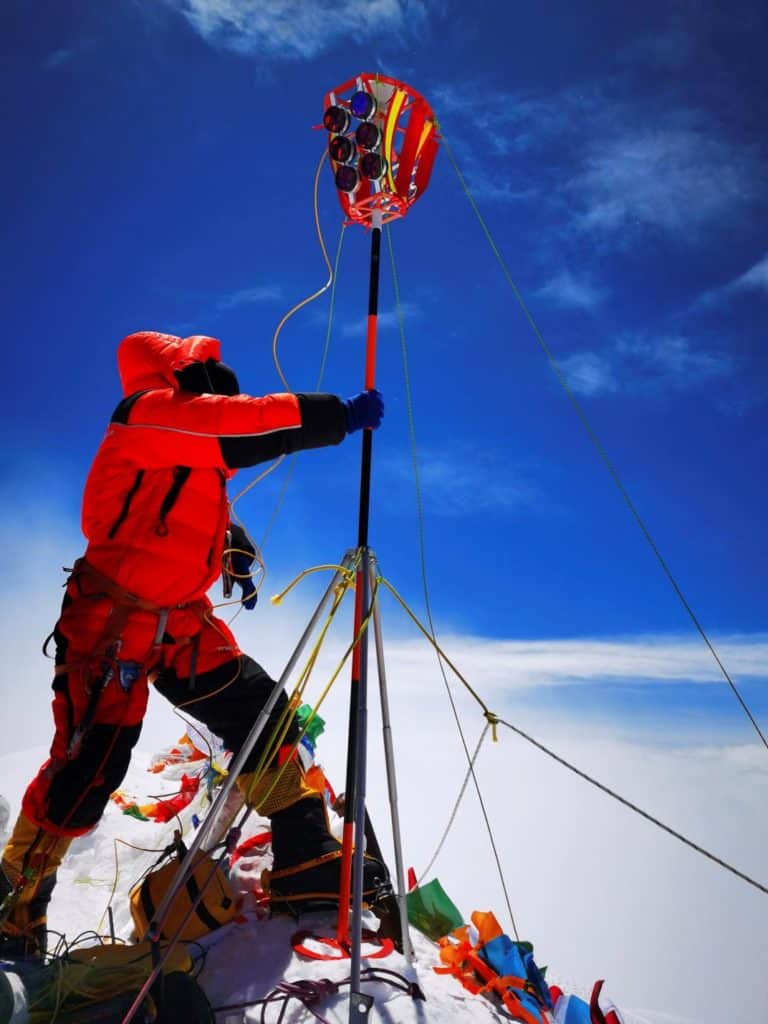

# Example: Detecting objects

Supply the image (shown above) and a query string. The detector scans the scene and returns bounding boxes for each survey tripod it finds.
[120,72,439,1024]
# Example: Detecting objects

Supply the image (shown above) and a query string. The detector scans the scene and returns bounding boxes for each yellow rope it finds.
[228,151,345,521]
[270,560,359,607]
[377,575,496,719]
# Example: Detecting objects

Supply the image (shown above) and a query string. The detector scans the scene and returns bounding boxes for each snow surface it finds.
[1,743,654,1024]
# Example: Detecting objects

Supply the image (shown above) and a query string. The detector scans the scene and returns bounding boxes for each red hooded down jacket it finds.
[81,331,346,607]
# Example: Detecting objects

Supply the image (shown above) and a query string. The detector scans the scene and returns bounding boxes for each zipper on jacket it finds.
[107,470,145,539]
[155,466,192,537]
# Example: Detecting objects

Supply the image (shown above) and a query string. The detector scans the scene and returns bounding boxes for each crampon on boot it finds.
[265,795,392,917]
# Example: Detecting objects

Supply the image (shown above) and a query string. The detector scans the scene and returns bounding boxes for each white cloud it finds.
[567,125,758,234]
[216,284,282,311]
[558,351,618,395]
[692,252,768,311]
[379,446,542,517]
[560,334,734,396]
[733,254,768,293]
[615,334,734,380]
[435,77,763,238]
[433,82,574,156]
[165,0,430,59]
[340,303,420,338]
[537,270,608,310]
[372,632,768,693]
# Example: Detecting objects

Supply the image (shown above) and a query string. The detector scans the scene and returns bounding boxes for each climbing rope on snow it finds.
[211,966,425,1021]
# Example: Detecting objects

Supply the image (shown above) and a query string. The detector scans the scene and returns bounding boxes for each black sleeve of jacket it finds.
[219,393,347,469]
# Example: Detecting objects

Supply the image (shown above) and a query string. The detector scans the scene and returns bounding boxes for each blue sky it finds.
[1,0,766,748]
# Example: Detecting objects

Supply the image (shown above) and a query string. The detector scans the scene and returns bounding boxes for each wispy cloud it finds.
[559,333,734,397]
[615,334,733,379]
[45,48,77,68]
[165,0,431,59]
[433,81,577,156]
[558,351,619,396]
[566,123,760,235]
[388,632,768,693]
[216,284,282,311]
[380,446,543,518]
[728,252,768,294]
[339,302,420,338]
[697,252,768,308]
[537,270,608,310]
[435,78,763,238]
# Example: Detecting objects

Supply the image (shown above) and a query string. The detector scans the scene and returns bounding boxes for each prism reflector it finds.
[329,134,356,164]
[360,152,387,181]
[321,73,440,226]
[350,90,376,120]
[323,105,351,133]
[355,121,381,150]
[335,165,360,193]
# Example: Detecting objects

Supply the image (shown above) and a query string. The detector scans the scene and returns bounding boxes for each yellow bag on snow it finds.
[129,840,236,943]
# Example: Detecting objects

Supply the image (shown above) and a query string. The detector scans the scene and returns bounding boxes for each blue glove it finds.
[231,551,257,610]
[343,389,384,434]
[227,523,258,610]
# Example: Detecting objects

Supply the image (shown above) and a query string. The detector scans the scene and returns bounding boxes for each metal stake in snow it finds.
[319,71,439,1021]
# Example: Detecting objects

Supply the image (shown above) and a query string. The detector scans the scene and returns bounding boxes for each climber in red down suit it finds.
[0,330,387,957]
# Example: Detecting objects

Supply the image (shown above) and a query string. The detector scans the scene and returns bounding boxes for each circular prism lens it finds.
[335,164,360,193]
[360,152,388,181]
[355,120,381,150]
[328,134,356,164]
[323,105,351,133]
[350,90,377,121]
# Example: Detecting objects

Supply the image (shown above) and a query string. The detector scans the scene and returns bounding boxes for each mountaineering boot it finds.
[237,757,391,914]
[268,795,391,913]
[0,812,71,959]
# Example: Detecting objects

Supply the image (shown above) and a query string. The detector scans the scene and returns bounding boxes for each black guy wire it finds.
[498,715,768,896]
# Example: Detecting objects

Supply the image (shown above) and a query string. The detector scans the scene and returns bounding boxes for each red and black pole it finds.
[337,212,382,1008]
[320,72,439,1019]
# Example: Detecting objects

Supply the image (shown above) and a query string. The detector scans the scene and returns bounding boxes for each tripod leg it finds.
[369,561,415,961]
[347,544,371,1013]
